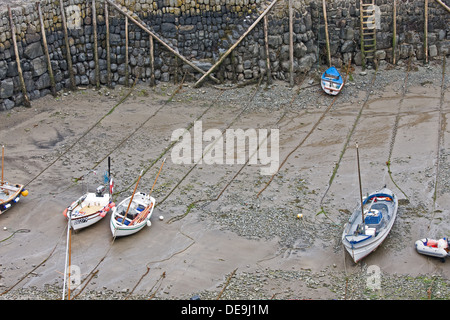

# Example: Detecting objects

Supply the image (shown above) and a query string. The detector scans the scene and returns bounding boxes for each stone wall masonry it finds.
[0,0,448,110]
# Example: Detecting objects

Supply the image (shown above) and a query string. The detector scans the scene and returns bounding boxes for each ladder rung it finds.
[364,49,376,53]
[363,32,375,35]
[362,15,375,18]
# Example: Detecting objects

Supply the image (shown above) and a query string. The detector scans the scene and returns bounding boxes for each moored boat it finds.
[63,157,115,230]
[342,187,398,263]
[110,191,155,237]
[321,66,344,95]
[110,159,165,238]
[0,146,28,215]
[415,237,450,261]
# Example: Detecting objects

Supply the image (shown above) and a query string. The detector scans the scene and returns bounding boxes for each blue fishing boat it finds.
[321,66,344,95]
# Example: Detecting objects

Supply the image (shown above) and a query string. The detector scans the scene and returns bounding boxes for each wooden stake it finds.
[424,0,428,64]
[92,0,100,88]
[435,0,450,13]
[289,0,294,87]
[8,6,31,108]
[322,0,331,67]
[105,0,220,84]
[105,0,111,87]
[37,2,56,96]
[125,16,129,87]
[60,0,76,90]
[263,15,272,85]
[392,0,397,65]
[149,34,155,87]
[194,0,279,88]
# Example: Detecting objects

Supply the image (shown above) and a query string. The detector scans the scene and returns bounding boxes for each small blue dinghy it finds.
[321,66,344,95]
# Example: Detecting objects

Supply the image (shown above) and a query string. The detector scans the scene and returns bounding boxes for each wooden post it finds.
[194,0,279,88]
[322,0,331,67]
[424,0,428,64]
[60,0,76,90]
[125,16,129,87]
[263,15,272,85]
[92,0,100,88]
[105,0,220,84]
[392,0,397,65]
[149,34,155,87]
[8,6,31,108]
[435,0,450,13]
[37,2,57,96]
[289,0,294,87]
[105,0,111,87]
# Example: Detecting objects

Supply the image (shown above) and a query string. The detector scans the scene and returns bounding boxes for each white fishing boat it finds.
[415,237,450,262]
[110,191,155,237]
[342,187,398,263]
[0,146,28,215]
[110,159,165,238]
[63,158,115,230]
[341,143,398,263]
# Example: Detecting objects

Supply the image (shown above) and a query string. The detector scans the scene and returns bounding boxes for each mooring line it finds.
[24,78,139,189]
[256,61,352,198]
[428,56,447,230]
[167,108,291,224]
[385,58,412,200]
[319,70,378,209]
[0,226,66,297]
[114,87,225,199]
[165,72,313,224]
[156,74,266,209]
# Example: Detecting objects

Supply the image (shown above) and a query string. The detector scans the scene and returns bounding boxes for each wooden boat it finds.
[110,191,155,237]
[0,146,28,215]
[321,66,344,95]
[415,237,450,262]
[110,159,165,237]
[342,187,398,263]
[63,158,115,230]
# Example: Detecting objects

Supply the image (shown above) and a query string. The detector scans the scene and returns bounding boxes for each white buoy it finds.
[146,220,152,227]
[159,215,164,221]
[297,213,303,219]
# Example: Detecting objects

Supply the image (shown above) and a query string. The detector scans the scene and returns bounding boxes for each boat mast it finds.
[356,142,365,231]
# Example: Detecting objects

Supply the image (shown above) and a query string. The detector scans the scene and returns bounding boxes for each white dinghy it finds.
[415,237,450,262]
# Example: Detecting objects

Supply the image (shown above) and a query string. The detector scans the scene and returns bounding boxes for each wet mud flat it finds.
[0,59,450,300]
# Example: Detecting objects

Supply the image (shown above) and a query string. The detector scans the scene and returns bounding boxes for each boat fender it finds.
[109,202,116,208]
[147,220,152,227]
[63,208,68,217]
[21,189,29,197]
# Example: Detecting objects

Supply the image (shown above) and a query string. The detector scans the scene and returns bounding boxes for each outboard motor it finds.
[96,185,105,197]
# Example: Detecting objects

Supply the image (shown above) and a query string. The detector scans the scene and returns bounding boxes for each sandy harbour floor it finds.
[0,59,450,302]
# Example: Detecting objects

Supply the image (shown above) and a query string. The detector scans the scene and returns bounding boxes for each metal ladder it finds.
[360,0,377,69]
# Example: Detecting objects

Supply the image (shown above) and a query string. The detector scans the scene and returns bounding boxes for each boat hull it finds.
[110,192,155,237]
[321,66,344,95]
[0,183,27,215]
[415,238,450,260]
[64,191,114,230]
[342,188,398,263]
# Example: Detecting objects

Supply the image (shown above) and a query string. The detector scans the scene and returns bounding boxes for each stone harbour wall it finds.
[0,0,449,110]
